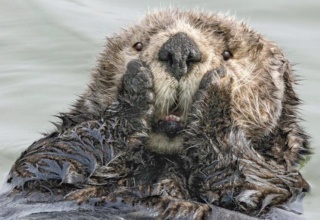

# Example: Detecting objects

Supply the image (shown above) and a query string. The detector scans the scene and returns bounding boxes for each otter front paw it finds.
[187,68,231,137]
[193,68,228,113]
[110,59,155,148]
[122,59,154,109]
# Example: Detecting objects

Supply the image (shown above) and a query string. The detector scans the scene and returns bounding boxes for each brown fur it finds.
[2,9,310,219]
[67,10,309,163]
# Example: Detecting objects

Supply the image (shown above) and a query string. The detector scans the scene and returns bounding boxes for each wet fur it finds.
[1,9,310,219]
[62,10,309,160]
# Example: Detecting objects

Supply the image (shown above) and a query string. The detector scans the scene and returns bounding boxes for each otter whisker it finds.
[232,63,257,93]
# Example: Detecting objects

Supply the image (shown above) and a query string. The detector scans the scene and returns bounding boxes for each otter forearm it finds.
[8,60,155,192]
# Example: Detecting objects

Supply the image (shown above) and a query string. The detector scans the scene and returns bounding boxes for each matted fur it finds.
[68,10,309,163]
[1,9,310,219]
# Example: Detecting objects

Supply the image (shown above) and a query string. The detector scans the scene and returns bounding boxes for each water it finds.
[0,0,319,218]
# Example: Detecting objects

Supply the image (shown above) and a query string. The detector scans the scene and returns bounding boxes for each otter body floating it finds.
[0,9,310,220]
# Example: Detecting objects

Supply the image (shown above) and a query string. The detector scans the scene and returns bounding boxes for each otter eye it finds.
[222,50,233,61]
[133,42,143,51]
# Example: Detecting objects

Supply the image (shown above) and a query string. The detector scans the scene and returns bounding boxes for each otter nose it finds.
[158,32,201,80]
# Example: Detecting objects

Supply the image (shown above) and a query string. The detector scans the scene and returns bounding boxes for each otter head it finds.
[132,12,226,153]
[88,10,309,162]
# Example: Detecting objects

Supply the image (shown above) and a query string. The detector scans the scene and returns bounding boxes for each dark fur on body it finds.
[1,10,310,220]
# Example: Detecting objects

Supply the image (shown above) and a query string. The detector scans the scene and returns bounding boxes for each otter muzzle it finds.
[158,32,201,80]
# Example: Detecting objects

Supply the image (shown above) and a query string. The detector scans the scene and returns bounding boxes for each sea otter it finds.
[0,10,310,220]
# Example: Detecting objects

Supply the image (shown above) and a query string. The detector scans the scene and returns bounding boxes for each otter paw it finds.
[122,59,154,106]
[198,68,225,91]
[188,68,231,130]
[193,68,226,102]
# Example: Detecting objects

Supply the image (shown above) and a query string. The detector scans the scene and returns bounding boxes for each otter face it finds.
[139,16,225,153]
[93,10,296,155]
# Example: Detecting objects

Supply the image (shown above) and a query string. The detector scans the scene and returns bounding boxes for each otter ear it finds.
[277,60,310,167]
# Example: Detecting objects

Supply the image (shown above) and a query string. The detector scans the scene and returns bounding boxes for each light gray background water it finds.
[0,0,319,218]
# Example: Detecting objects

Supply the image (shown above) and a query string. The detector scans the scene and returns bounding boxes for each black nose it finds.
[158,32,201,80]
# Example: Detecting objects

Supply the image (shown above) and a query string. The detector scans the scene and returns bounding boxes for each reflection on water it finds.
[0,0,319,219]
